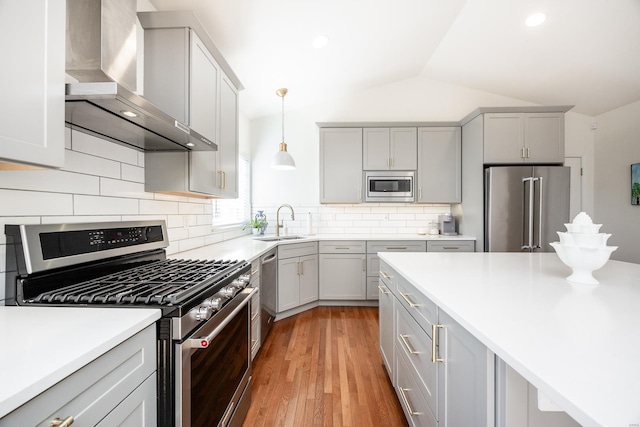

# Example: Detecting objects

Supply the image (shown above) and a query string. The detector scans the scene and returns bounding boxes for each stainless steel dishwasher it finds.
[260,248,277,343]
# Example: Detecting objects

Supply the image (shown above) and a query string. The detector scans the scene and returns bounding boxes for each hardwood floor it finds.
[242,306,407,427]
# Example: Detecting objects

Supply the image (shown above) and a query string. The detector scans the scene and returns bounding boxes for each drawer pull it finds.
[334,246,351,250]
[379,270,391,279]
[51,417,74,427]
[431,324,444,363]
[251,312,259,321]
[399,334,419,354]
[386,246,408,250]
[442,246,459,250]
[400,292,421,308]
[251,268,259,276]
[398,387,421,416]
[377,285,390,295]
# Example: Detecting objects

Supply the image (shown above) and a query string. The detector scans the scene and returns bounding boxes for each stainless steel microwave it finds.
[365,171,415,202]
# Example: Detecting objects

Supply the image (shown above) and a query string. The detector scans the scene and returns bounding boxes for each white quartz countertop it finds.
[0,307,161,417]
[171,233,475,262]
[378,252,640,427]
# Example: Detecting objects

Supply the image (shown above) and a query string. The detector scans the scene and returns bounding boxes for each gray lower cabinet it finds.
[319,241,366,300]
[381,260,494,427]
[277,242,318,313]
[378,272,394,380]
[367,240,427,301]
[250,258,261,359]
[1,325,157,427]
[319,128,363,203]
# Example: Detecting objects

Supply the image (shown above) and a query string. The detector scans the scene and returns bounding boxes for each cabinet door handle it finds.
[399,334,419,354]
[222,171,227,189]
[419,187,422,200]
[398,387,421,416]
[251,312,259,321]
[379,270,391,279]
[300,261,304,275]
[250,268,259,276]
[521,147,525,158]
[431,324,444,363]
[50,417,74,427]
[526,147,530,158]
[297,261,301,275]
[377,285,390,295]
[400,292,421,308]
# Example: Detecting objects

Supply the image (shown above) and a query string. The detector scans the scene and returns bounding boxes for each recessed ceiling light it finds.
[186,142,195,147]
[121,110,138,118]
[312,35,329,49]
[525,12,546,27]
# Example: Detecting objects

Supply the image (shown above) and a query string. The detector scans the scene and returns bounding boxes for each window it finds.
[212,156,250,227]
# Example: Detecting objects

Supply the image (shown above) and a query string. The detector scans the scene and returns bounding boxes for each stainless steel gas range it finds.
[4,220,254,427]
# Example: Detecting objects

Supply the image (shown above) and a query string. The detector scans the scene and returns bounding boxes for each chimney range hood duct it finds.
[65,0,216,152]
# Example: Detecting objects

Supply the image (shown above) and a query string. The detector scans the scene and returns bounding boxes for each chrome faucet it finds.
[276,204,295,236]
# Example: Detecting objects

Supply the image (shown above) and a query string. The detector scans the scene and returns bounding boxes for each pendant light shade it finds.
[271,88,296,170]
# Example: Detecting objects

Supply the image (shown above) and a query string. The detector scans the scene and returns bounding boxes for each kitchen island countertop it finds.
[0,307,161,418]
[378,251,640,427]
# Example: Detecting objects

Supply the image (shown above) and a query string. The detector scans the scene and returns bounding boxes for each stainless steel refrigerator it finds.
[484,166,570,252]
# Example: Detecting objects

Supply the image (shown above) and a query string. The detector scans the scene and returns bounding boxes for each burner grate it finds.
[33,258,243,305]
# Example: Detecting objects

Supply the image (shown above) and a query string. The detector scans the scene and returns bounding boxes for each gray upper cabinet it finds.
[417,127,461,203]
[0,0,65,169]
[141,13,240,198]
[319,128,363,203]
[363,128,417,170]
[483,113,564,164]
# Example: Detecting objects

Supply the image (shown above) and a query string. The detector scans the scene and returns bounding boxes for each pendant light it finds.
[271,88,296,170]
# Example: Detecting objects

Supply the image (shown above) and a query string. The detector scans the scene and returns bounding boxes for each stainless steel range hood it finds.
[65,0,216,152]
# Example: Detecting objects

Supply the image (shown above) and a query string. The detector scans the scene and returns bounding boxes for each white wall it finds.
[249,75,596,235]
[593,99,640,263]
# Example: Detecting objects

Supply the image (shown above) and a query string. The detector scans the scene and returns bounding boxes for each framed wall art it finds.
[632,163,640,205]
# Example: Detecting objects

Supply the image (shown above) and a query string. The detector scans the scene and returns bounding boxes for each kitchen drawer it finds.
[367,253,381,276]
[426,240,475,252]
[379,260,395,290]
[396,347,437,427]
[396,301,437,415]
[318,240,366,253]
[2,324,156,427]
[367,240,426,253]
[396,273,438,336]
[278,241,318,259]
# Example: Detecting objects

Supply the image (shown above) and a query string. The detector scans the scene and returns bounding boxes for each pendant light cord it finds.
[281,92,285,143]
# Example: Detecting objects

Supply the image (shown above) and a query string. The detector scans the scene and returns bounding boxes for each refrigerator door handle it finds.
[522,177,534,250]
[533,176,543,249]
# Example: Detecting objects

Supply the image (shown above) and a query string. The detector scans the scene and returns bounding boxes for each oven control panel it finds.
[40,225,165,260]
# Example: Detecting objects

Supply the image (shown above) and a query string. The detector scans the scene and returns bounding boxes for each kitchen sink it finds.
[254,235,307,242]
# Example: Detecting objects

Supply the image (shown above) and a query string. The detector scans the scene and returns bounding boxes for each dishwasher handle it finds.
[261,253,277,265]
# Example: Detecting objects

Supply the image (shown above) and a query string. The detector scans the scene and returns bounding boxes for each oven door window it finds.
[189,304,249,426]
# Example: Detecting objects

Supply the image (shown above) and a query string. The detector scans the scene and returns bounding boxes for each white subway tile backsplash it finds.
[188,224,212,238]
[42,215,122,224]
[71,130,139,165]
[179,236,206,252]
[140,199,179,215]
[179,202,206,215]
[100,178,153,199]
[121,163,145,183]
[64,150,121,179]
[0,190,73,216]
[168,227,189,242]
[74,195,139,215]
[0,170,99,195]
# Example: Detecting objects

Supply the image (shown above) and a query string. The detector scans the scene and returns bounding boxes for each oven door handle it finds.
[189,287,257,349]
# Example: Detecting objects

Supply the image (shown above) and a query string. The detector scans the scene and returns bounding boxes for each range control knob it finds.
[192,305,212,321]
[205,297,223,312]
[219,286,236,298]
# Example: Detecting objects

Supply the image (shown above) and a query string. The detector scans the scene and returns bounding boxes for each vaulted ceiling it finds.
[148,0,640,119]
